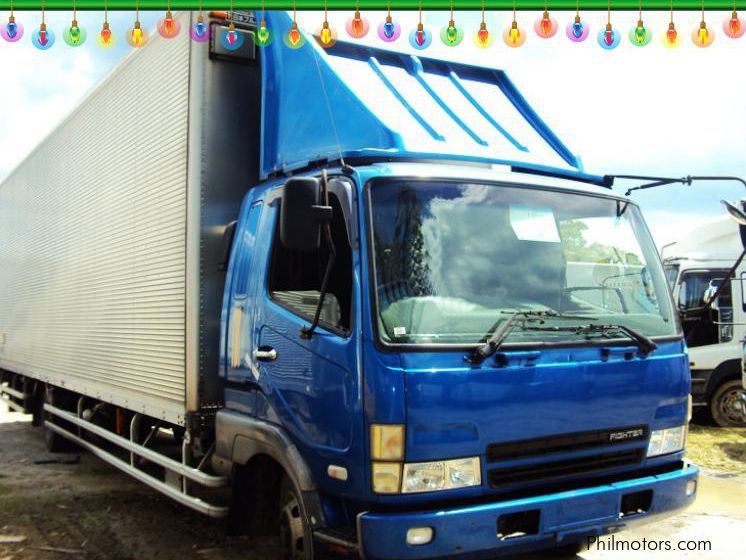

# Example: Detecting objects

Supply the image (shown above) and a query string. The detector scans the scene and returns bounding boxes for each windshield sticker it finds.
[509,205,561,243]
[393,326,407,337]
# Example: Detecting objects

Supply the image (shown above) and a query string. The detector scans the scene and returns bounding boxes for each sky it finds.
[1,9,745,248]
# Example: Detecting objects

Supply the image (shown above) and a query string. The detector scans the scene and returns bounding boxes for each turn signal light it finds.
[370,424,405,461]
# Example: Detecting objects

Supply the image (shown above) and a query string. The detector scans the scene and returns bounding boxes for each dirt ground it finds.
[1,403,745,560]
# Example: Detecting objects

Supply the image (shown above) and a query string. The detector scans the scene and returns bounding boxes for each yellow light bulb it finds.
[692,20,715,47]
[127,20,149,48]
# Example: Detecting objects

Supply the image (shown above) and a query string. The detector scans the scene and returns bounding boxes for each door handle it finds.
[254,347,278,362]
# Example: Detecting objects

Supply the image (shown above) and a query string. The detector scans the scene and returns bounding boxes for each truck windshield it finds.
[368,180,678,346]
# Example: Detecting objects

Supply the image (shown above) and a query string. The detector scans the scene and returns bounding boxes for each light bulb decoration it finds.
[190,0,210,42]
[566,0,589,42]
[663,21,679,47]
[32,1,54,50]
[318,22,334,47]
[221,22,245,50]
[534,3,558,39]
[692,20,715,47]
[191,16,209,42]
[251,0,272,47]
[692,1,715,47]
[567,17,589,42]
[629,4,652,47]
[97,21,115,47]
[127,0,149,48]
[32,22,54,49]
[127,20,149,47]
[503,4,526,48]
[662,1,679,47]
[316,3,337,49]
[440,1,464,46]
[283,2,305,50]
[473,1,492,48]
[724,3,744,38]
[1,1,23,42]
[284,21,304,48]
[597,2,620,50]
[221,1,245,51]
[157,6,181,39]
[96,0,115,48]
[346,4,369,39]
[255,20,272,47]
[63,2,86,47]
[629,20,651,46]
[377,2,401,42]
[598,23,620,49]
[408,4,432,50]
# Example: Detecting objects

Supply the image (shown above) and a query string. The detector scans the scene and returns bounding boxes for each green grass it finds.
[686,424,746,475]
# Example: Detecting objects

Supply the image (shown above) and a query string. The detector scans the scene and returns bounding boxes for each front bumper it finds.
[358,463,698,560]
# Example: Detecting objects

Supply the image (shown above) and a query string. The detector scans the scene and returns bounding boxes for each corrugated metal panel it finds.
[0,21,192,424]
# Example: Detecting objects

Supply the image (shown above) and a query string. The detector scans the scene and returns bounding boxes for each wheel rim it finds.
[279,494,306,560]
[718,387,746,425]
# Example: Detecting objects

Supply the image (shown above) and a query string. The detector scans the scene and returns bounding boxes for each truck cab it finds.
[662,218,746,426]
[216,156,697,558]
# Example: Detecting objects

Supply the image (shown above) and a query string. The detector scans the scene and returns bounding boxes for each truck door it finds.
[678,269,732,347]
[253,185,357,452]
[225,200,263,384]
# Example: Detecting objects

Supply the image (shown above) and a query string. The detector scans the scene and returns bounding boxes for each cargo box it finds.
[0,12,261,425]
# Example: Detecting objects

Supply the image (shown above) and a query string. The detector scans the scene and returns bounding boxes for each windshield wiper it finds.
[574,323,658,355]
[520,322,658,355]
[466,310,591,365]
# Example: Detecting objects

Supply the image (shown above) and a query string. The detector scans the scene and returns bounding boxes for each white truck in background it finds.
[662,217,746,426]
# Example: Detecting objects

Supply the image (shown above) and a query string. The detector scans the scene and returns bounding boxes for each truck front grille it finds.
[488,449,644,488]
[486,425,648,463]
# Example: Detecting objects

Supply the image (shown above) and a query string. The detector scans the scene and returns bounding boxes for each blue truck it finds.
[0,10,697,560]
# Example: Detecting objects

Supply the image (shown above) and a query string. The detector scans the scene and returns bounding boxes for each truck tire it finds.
[44,419,72,453]
[279,475,314,560]
[710,379,746,427]
[42,390,78,453]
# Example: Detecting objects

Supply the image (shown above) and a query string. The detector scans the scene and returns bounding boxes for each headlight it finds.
[402,457,481,494]
[647,425,687,457]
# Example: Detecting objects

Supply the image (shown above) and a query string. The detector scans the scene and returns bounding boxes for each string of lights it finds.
[0,1,739,8]
[2,3,743,49]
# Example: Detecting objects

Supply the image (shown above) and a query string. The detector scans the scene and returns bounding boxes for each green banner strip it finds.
[0,1,739,10]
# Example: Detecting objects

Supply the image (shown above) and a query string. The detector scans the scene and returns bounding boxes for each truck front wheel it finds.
[279,475,314,560]
[710,379,746,427]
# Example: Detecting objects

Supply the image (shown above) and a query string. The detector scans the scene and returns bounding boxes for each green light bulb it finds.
[446,21,458,43]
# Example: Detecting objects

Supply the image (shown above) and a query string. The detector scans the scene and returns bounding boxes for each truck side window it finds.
[268,193,353,334]
[233,202,263,299]
[678,270,732,347]
[678,271,729,310]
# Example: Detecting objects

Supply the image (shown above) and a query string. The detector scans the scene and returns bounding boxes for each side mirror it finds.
[721,199,746,249]
[280,177,332,253]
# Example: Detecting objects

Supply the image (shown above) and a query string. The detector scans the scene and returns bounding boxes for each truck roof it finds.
[661,216,742,263]
[260,12,595,183]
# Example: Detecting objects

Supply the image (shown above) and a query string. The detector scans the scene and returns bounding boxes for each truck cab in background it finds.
[662,218,746,426]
